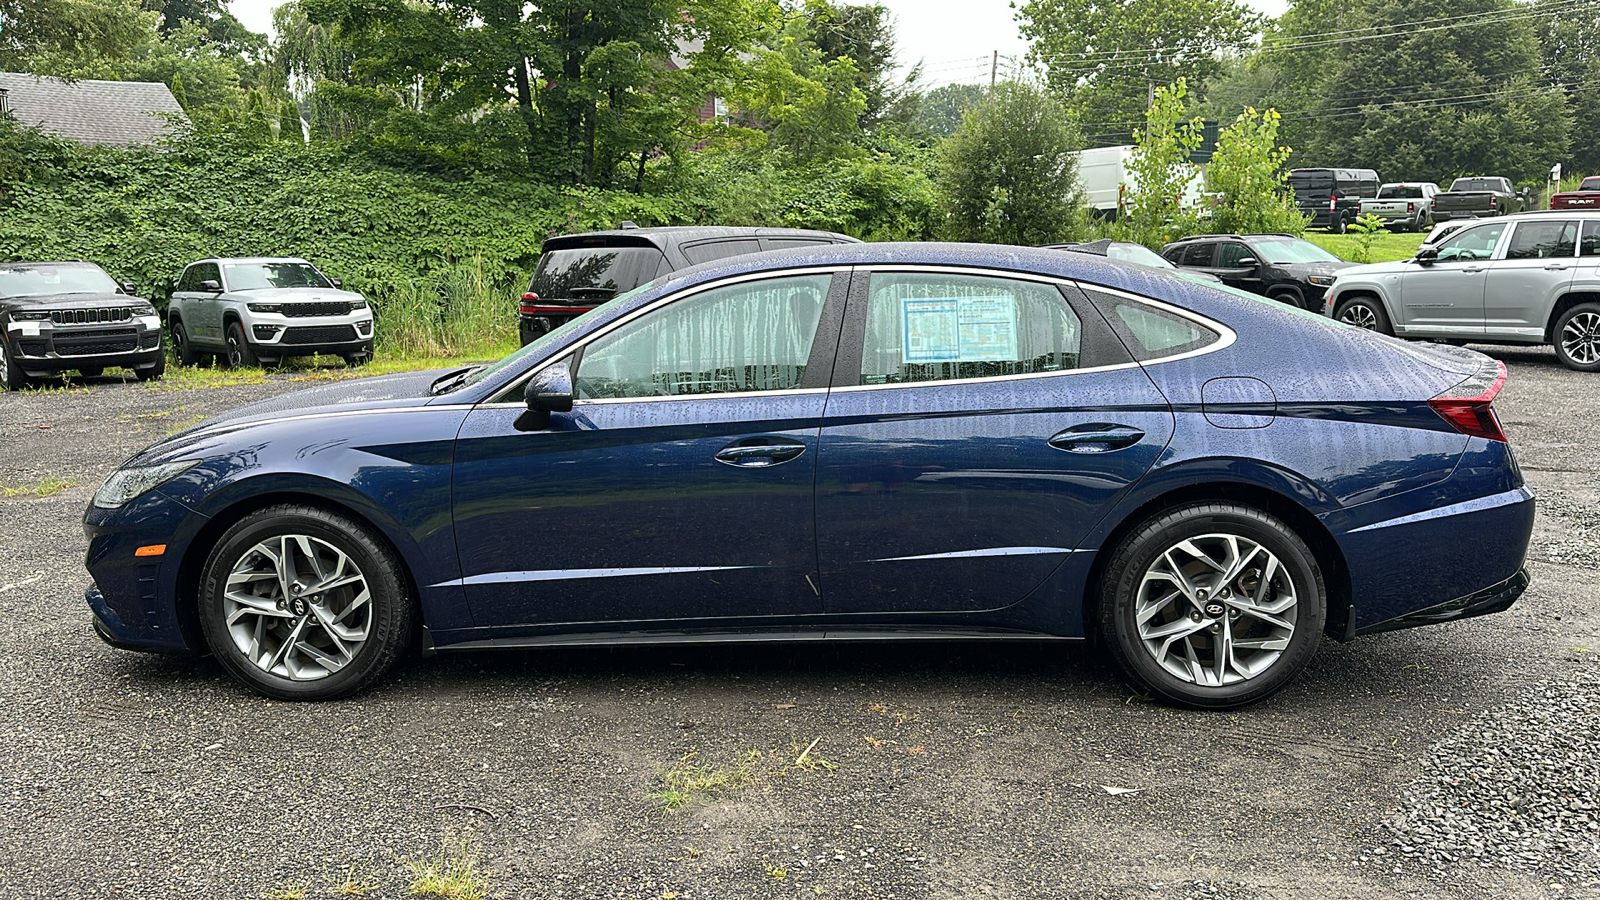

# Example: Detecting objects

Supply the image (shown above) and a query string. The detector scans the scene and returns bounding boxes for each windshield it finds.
[1377,184,1427,199]
[222,262,333,291]
[455,280,660,393]
[530,246,666,299]
[0,263,119,298]
[1106,243,1176,269]
[1250,239,1342,265]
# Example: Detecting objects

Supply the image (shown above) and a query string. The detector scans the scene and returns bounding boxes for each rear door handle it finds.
[1049,424,1146,454]
[715,438,807,468]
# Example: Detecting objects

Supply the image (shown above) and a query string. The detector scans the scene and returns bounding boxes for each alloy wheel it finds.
[227,336,243,368]
[1339,304,1379,330]
[1134,533,1298,687]
[222,534,373,681]
[1562,311,1600,366]
[0,342,9,385]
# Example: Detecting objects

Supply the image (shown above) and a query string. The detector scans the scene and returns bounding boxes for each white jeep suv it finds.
[1324,211,1600,371]
[168,258,376,367]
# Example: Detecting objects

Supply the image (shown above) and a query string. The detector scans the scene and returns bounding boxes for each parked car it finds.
[1550,176,1600,210]
[86,242,1533,710]
[1421,219,1474,248]
[167,258,375,368]
[1359,182,1442,232]
[1075,146,1207,217]
[0,261,164,390]
[1043,239,1223,283]
[519,225,859,345]
[1432,177,1529,220]
[1325,210,1600,370]
[1288,167,1381,233]
[1160,234,1356,309]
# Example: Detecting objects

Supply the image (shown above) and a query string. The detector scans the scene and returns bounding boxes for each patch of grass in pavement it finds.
[1306,229,1427,264]
[146,345,512,390]
[1,477,77,498]
[405,839,492,900]
[149,363,271,391]
[329,863,379,897]
[654,749,762,810]
[260,883,309,900]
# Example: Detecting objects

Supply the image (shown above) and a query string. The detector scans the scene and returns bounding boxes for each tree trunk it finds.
[635,148,648,194]
[514,58,538,174]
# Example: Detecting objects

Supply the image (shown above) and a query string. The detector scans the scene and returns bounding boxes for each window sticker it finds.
[900,295,1017,364]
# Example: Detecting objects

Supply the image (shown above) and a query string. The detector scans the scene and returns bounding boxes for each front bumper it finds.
[5,316,163,376]
[245,315,374,359]
[83,488,208,654]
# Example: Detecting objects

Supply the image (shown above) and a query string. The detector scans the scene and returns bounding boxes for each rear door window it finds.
[682,239,764,265]
[530,246,668,302]
[1581,221,1600,258]
[1179,243,1217,267]
[1505,220,1578,260]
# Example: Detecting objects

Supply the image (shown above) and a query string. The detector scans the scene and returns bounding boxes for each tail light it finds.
[1329,196,1337,212]
[519,292,540,315]
[1489,197,1498,208]
[1429,360,1508,442]
[1407,202,1415,213]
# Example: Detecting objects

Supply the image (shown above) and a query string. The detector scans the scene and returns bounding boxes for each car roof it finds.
[2,260,103,269]
[541,226,860,252]
[1165,234,1300,245]
[189,257,315,265]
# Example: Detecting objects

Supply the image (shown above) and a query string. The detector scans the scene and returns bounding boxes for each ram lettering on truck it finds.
[1551,176,1600,210]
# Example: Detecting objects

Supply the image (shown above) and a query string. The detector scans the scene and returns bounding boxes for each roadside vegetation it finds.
[0,477,77,499]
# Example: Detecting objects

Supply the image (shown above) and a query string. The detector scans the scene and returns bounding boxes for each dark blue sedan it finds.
[84,243,1534,708]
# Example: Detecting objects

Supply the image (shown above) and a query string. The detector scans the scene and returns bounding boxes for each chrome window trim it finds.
[486,266,848,405]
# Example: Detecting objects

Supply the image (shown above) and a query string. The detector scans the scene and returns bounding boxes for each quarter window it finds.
[575,274,831,399]
[859,273,1082,385]
[1180,243,1216,267]
[1089,290,1220,362]
[1506,220,1578,259]
[1434,222,1507,262]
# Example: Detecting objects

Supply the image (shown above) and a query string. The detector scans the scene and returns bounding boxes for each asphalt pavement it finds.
[0,346,1595,899]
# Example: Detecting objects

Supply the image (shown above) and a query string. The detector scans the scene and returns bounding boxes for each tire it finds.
[77,366,104,378]
[198,504,414,700]
[0,336,29,391]
[1097,502,1327,710]
[134,354,166,382]
[1553,301,1600,372]
[1332,212,1348,234]
[171,318,200,366]
[344,352,369,367]
[1266,287,1306,310]
[224,320,258,368]
[1333,295,1394,335]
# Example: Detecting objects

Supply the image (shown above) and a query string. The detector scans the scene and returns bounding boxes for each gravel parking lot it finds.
[1,348,1596,900]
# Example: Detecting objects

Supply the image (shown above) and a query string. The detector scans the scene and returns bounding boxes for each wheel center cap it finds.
[1204,601,1227,618]
[289,595,309,616]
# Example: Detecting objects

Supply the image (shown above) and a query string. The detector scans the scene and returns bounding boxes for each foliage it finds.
[1345,212,1388,263]
[1204,107,1308,235]
[1120,79,1203,249]
[1018,0,1262,133]
[910,84,988,140]
[937,82,1083,245]
[0,0,157,77]
[1534,0,1600,178]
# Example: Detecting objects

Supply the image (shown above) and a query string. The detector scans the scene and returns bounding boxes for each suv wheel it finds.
[171,319,200,366]
[1332,212,1348,234]
[224,321,259,368]
[134,354,166,382]
[1555,302,1600,372]
[0,336,29,391]
[1334,295,1393,335]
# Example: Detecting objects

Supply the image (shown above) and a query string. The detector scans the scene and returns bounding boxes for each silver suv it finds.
[168,258,375,367]
[1324,211,1600,371]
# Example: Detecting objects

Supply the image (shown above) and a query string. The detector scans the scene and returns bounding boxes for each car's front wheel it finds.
[1098,503,1326,709]
[0,336,29,391]
[198,504,414,700]
[224,321,259,368]
[1333,295,1393,335]
[1554,302,1600,372]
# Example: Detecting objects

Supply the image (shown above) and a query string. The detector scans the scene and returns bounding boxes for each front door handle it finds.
[715,438,807,468]
[1545,263,1571,271]
[1049,424,1146,454]
[1461,266,1484,274]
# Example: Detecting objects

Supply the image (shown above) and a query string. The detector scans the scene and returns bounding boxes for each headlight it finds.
[93,460,200,509]
[248,302,282,313]
[349,298,369,310]
[133,302,157,315]
[1308,274,1336,286]
[10,310,51,321]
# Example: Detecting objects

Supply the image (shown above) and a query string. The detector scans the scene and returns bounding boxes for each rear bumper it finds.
[1434,209,1491,220]
[1355,568,1529,636]
[518,309,589,346]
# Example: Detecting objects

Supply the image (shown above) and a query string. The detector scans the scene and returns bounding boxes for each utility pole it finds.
[1147,81,1155,109]
[991,50,999,93]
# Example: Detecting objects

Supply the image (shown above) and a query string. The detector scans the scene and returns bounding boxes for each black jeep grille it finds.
[282,324,359,345]
[283,302,352,317]
[50,307,136,325]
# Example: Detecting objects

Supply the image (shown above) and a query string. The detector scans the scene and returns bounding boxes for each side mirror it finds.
[1415,246,1438,266]
[525,361,575,413]
[199,279,222,293]
[1235,257,1259,269]
[330,278,343,288]
[120,282,137,295]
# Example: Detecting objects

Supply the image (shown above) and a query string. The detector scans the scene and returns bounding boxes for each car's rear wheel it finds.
[224,321,258,368]
[198,504,413,700]
[0,337,29,391]
[1098,503,1326,709]
[1334,295,1393,335]
[171,319,200,366]
[1554,302,1600,372]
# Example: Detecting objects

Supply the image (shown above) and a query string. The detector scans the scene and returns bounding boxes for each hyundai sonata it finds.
[84,243,1534,708]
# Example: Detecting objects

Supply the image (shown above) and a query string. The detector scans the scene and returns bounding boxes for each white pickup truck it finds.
[1357,182,1442,232]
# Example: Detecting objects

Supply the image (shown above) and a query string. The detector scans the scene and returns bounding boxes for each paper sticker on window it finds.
[901,295,1016,364]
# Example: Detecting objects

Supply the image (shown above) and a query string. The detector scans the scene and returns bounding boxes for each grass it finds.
[653,750,762,810]
[405,840,491,900]
[260,884,308,900]
[1305,229,1427,264]
[1,477,77,498]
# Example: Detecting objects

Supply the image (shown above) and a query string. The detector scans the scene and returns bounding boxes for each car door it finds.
[1482,218,1579,339]
[449,270,846,629]
[170,265,198,341]
[1214,241,1264,293]
[1397,220,1508,336]
[192,262,226,345]
[813,268,1175,615]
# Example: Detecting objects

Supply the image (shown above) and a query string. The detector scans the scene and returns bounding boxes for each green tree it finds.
[793,0,912,128]
[1205,107,1308,235]
[937,81,1083,245]
[0,0,156,77]
[910,83,987,139]
[1121,79,1202,249]
[1017,0,1262,133]
[1535,0,1600,177]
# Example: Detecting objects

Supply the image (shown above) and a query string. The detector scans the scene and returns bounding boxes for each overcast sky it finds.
[227,0,1291,87]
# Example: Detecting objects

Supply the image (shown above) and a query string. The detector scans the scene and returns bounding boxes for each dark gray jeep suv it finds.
[0,261,164,390]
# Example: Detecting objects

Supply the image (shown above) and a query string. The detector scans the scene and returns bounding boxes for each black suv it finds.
[0,261,164,390]
[1160,234,1356,310]
[519,225,859,344]
[1288,167,1380,233]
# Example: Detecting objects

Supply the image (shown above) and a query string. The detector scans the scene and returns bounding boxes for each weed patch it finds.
[1,477,77,498]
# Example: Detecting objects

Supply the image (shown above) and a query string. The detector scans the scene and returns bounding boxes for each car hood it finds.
[130,368,459,465]
[1334,259,1416,278]
[222,287,366,303]
[1272,261,1358,278]
[1,291,149,310]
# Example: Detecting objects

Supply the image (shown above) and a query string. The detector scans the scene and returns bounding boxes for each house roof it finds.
[0,72,186,147]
